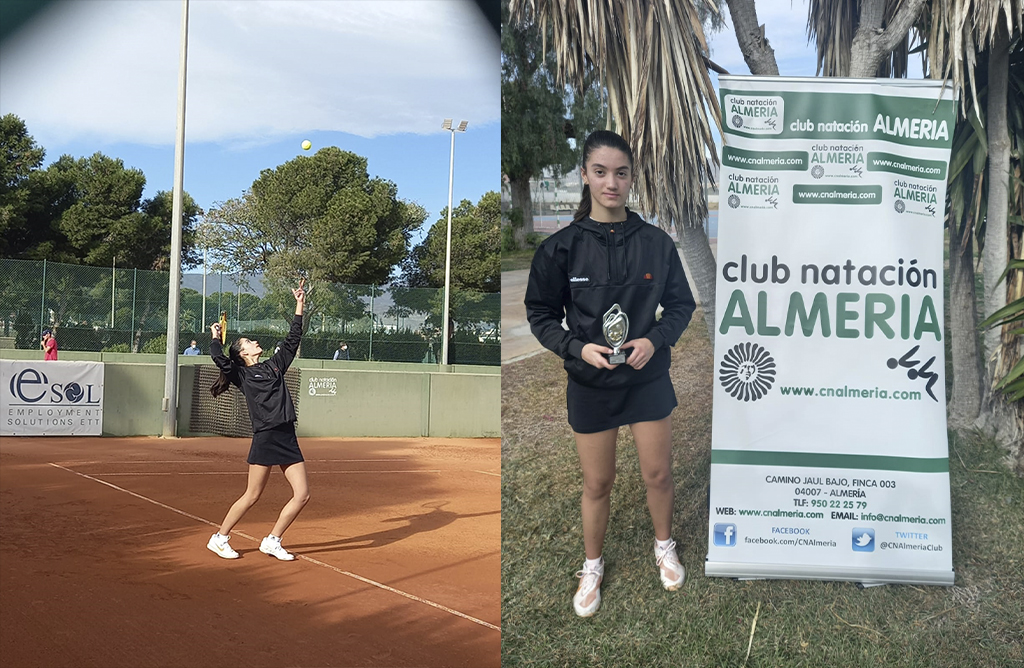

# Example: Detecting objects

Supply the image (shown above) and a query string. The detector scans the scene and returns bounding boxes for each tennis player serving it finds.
[206,278,311,561]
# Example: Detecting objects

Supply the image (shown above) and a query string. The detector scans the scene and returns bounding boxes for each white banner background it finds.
[1,360,105,436]
[706,77,956,585]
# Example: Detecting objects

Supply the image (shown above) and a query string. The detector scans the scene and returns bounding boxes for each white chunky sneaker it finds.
[655,540,685,590]
[259,535,295,561]
[207,533,239,559]
[572,559,604,617]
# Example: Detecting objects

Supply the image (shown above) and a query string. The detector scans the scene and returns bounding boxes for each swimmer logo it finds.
[719,342,776,402]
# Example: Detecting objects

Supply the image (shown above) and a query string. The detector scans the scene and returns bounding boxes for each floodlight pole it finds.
[162,0,189,437]
[440,119,467,367]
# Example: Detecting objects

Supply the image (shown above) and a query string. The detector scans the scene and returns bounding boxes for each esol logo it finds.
[7,367,101,405]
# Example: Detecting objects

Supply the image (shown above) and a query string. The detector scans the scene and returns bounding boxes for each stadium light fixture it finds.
[440,119,468,367]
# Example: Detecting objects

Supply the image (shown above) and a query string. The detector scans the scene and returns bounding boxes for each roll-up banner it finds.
[1,360,105,436]
[706,77,956,586]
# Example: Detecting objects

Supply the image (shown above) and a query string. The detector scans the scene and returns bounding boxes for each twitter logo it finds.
[852,528,875,552]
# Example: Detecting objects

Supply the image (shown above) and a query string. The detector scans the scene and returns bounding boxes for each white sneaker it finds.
[207,533,239,559]
[259,535,295,561]
[572,559,604,617]
[655,540,685,590]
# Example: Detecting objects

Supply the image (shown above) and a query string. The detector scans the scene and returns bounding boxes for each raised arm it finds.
[271,278,307,371]
[209,322,236,375]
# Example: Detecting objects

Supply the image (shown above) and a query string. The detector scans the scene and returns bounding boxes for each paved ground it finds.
[501,240,716,364]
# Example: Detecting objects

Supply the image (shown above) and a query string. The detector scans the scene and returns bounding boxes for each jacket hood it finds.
[573,208,647,239]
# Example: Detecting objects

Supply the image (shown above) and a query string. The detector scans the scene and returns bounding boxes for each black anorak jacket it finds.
[211,314,302,432]
[525,211,696,388]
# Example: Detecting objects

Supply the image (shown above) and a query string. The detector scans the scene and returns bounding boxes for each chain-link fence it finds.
[0,258,500,365]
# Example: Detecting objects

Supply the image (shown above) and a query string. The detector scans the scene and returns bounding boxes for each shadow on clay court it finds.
[0,436,500,668]
[288,502,501,554]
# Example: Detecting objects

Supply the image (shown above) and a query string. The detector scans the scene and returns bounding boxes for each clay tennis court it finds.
[0,435,499,668]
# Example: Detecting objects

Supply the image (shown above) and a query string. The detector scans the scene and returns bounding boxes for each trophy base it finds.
[607,352,626,365]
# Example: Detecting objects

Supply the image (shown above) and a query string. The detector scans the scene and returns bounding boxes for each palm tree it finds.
[805,0,1022,445]
[508,0,724,341]
[920,0,1023,449]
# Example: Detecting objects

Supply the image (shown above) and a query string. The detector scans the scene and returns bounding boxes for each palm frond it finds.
[510,0,721,229]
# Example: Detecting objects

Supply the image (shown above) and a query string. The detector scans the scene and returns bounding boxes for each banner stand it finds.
[706,76,957,586]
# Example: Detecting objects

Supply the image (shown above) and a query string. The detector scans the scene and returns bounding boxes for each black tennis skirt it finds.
[567,372,677,434]
[247,422,304,466]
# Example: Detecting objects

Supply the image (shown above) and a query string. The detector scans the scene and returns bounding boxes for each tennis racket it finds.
[219,312,228,344]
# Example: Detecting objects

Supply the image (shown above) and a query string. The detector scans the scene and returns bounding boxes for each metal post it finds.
[111,256,116,328]
[236,272,241,324]
[368,285,374,361]
[201,248,207,331]
[441,130,455,367]
[39,258,46,339]
[131,268,137,346]
[162,0,189,437]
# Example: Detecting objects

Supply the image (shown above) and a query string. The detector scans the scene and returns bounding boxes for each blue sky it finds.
[0,0,499,254]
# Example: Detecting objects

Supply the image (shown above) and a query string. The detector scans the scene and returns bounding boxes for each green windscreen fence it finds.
[190,365,302,438]
[0,258,500,365]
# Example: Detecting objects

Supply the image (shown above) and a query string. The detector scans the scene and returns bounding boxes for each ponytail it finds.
[210,340,243,397]
[572,184,592,224]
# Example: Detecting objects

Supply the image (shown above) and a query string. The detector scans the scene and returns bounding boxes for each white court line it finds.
[473,471,501,477]
[82,470,442,476]
[47,463,499,632]
[56,459,409,465]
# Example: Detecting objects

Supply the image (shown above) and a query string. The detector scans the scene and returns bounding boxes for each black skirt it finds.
[247,422,304,466]
[567,372,677,434]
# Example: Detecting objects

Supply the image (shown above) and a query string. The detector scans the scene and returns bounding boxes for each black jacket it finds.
[211,314,302,432]
[525,211,696,388]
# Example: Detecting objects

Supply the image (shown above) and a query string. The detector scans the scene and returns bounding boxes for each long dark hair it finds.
[572,130,635,223]
[210,339,244,398]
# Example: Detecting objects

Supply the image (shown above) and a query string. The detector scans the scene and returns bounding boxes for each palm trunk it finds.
[509,177,534,249]
[848,0,927,78]
[983,25,1010,385]
[724,0,779,76]
[679,223,717,348]
[948,204,983,424]
[981,25,1022,448]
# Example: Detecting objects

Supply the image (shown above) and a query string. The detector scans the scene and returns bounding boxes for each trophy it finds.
[602,304,629,365]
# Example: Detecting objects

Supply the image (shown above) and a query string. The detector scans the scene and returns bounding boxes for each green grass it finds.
[501,312,1024,667]
[502,247,537,272]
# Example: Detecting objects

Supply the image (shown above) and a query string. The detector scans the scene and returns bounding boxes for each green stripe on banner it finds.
[712,450,949,473]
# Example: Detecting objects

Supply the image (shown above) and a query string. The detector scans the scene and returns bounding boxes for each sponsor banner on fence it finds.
[707,77,956,585]
[1,360,104,436]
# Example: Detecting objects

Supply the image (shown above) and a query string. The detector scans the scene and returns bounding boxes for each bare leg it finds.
[630,416,674,541]
[219,465,271,535]
[574,428,618,560]
[270,461,310,538]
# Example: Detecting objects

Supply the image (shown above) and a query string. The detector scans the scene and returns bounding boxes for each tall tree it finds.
[202,147,426,330]
[0,114,46,256]
[501,0,604,249]
[404,191,501,293]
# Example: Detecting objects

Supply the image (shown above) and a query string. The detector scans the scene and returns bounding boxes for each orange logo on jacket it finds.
[644,273,653,280]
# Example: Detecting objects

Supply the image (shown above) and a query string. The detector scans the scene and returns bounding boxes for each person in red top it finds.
[41,330,58,360]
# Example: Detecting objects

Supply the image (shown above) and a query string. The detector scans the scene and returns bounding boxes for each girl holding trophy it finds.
[525,130,696,617]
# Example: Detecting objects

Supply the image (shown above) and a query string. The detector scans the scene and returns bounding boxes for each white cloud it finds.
[0,0,498,145]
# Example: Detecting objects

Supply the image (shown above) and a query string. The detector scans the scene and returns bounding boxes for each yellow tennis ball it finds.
[301,140,312,150]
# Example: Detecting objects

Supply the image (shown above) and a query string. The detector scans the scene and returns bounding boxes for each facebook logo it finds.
[852,528,875,552]
[713,523,737,547]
